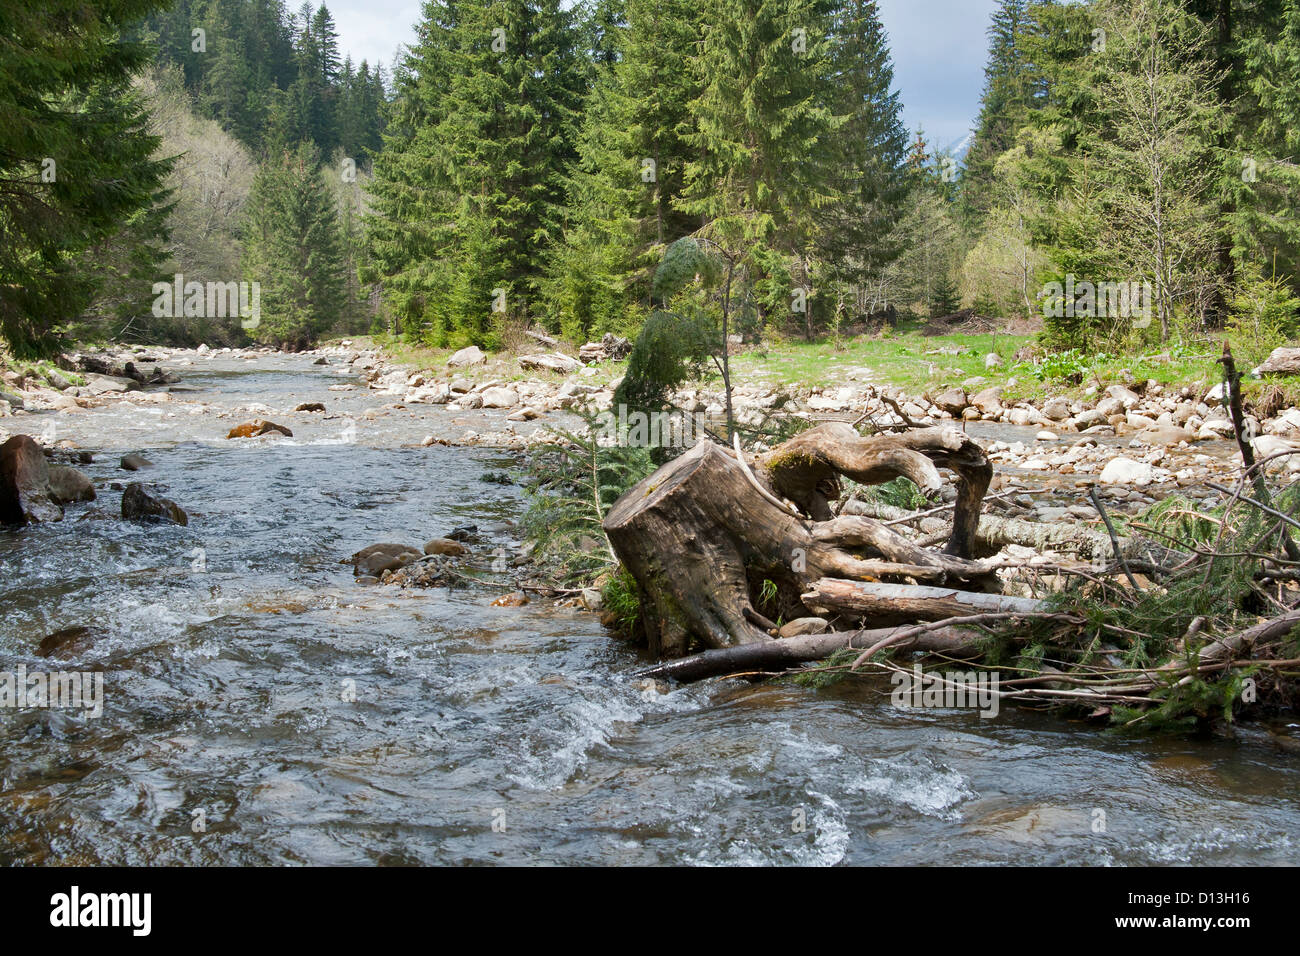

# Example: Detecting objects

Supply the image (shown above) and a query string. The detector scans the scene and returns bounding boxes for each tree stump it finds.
[604,424,998,658]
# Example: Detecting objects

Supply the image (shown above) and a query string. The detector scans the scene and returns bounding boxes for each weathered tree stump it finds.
[604,423,998,658]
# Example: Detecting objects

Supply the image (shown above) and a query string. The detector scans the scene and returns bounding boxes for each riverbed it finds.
[1,353,1297,865]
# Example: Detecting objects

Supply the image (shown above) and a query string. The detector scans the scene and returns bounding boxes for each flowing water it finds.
[1,353,1297,865]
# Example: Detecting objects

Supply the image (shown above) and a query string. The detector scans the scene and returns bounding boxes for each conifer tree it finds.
[242,143,347,348]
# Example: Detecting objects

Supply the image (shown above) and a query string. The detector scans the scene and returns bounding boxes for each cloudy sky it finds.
[325,0,998,151]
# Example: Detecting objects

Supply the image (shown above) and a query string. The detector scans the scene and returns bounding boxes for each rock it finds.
[44,368,76,391]
[350,542,422,576]
[120,453,153,470]
[383,559,449,588]
[446,525,478,541]
[0,435,62,524]
[506,406,540,421]
[227,419,293,439]
[479,386,519,409]
[406,383,450,404]
[1135,423,1194,446]
[1035,430,1058,441]
[519,352,583,374]
[423,537,466,556]
[1197,418,1236,440]
[295,402,326,412]
[1251,434,1300,462]
[313,356,329,365]
[580,587,604,612]
[83,373,139,394]
[1099,457,1155,486]
[491,590,529,607]
[447,345,487,367]
[1041,397,1071,421]
[0,390,24,409]
[47,465,95,504]
[36,625,96,659]
[778,617,830,638]
[932,387,968,415]
[984,353,1004,370]
[121,482,188,525]
[1106,384,1141,409]
[1257,346,1300,376]
[970,386,1004,415]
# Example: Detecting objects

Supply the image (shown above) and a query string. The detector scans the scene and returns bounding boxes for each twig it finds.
[1089,484,1140,590]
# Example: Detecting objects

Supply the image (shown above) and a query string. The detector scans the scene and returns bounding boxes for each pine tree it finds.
[816,0,909,312]
[961,0,1035,221]
[0,0,174,357]
[242,143,347,348]
[544,0,707,340]
[677,0,844,332]
[364,0,586,347]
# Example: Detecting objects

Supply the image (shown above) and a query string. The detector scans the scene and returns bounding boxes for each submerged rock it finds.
[47,465,95,504]
[121,482,188,525]
[0,434,62,525]
[227,419,293,439]
[351,542,422,577]
[36,625,96,659]
[120,453,153,471]
[423,537,466,556]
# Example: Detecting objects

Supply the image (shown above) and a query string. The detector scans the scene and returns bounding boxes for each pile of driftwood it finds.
[602,346,1300,726]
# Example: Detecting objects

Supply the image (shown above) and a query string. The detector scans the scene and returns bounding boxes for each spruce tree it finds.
[0,0,174,357]
[242,143,347,349]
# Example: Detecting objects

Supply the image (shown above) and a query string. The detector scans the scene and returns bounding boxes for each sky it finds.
[325,0,998,153]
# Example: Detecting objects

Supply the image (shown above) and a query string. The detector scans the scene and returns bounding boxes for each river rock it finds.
[1041,397,1071,421]
[931,387,968,416]
[1197,418,1236,440]
[0,389,24,409]
[1135,423,1194,446]
[406,383,450,404]
[120,453,153,470]
[0,435,62,524]
[1099,456,1155,486]
[448,345,487,367]
[295,402,326,413]
[423,537,466,556]
[491,590,529,607]
[227,419,293,439]
[970,386,1004,415]
[351,542,422,576]
[83,372,139,395]
[36,625,96,659]
[47,465,95,504]
[519,352,582,374]
[480,386,519,409]
[121,482,188,525]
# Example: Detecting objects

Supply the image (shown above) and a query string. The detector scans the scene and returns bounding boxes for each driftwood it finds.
[802,579,1045,623]
[603,423,997,657]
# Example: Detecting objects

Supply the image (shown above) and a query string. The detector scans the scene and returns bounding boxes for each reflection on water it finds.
[0,354,1297,865]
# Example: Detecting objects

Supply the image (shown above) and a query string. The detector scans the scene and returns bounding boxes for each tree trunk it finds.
[604,424,998,658]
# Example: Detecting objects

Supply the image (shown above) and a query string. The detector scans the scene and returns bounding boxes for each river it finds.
[1,352,1297,865]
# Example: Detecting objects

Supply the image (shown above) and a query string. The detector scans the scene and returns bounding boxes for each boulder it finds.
[47,465,95,504]
[227,419,293,439]
[480,386,519,409]
[0,435,62,524]
[1041,397,1071,421]
[0,389,24,409]
[295,402,326,413]
[519,352,583,374]
[1099,456,1155,486]
[83,373,139,394]
[120,453,153,471]
[406,383,450,404]
[121,482,188,525]
[1257,346,1300,376]
[1135,423,1195,446]
[931,387,969,416]
[970,386,1004,415]
[447,345,487,367]
[350,543,423,577]
[423,537,467,556]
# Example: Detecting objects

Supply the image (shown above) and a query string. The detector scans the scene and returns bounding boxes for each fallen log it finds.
[634,623,985,683]
[802,579,1046,624]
